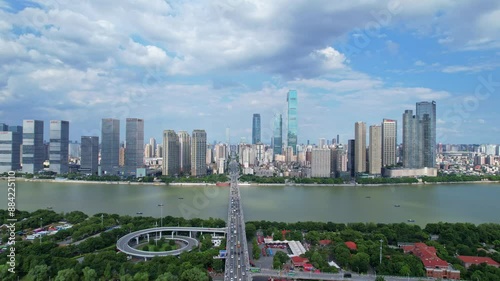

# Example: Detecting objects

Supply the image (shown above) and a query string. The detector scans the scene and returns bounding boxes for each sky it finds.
[0,0,499,145]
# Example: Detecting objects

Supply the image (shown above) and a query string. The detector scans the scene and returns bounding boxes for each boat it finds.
[136,212,143,215]
[178,197,184,200]
[394,204,400,207]
[365,196,371,199]
[407,219,415,223]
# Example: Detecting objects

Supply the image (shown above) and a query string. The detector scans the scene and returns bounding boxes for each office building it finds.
[178,131,191,174]
[80,136,99,175]
[48,120,69,174]
[354,122,366,174]
[252,114,261,144]
[68,141,81,159]
[382,119,397,167]
[311,149,331,177]
[101,118,120,174]
[162,130,180,176]
[191,130,207,176]
[273,113,282,156]
[119,146,125,167]
[369,125,382,175]
[287,90,298,154]
[0,125,22,173]
[348,139,355,176]
[403,110,423,168]
[149,137,156,157]
[416,101,436,168]
[22,120,44,174]
[125,118,144,175]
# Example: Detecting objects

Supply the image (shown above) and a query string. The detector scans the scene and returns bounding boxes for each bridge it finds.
[116,226,226,259]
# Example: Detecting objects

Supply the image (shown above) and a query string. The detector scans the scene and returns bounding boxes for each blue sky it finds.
[0,0,499,144]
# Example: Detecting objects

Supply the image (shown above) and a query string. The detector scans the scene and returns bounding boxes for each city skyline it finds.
[1,1,499,144]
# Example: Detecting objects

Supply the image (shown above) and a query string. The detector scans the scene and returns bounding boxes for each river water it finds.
[2,181,499,226]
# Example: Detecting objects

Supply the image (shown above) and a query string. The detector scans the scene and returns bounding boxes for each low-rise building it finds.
[458,256,500,269]
[401,243,460,280]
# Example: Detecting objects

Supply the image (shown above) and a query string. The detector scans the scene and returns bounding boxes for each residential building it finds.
[178,131,191,174]
[49,120,69,174]
[125,118,144,175]
[369,125,382,175]
[162,130,180,176]
[101,118,120,174]
[287,90,298,154]
[458,256,500,269]
[80,136,99,175]
[22,120,44,174]
[348,139,355,176]
[191,130,207,176]
[311,148,331,177]
[354,122,366,174]
[416,101,436,168]
[0,125,22,173]
[382,119,397,167]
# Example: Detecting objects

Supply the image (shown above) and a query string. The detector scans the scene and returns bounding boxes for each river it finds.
[2,181,499,226]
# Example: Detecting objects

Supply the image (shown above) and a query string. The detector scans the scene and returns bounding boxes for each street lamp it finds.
[158,203,164,227]
[379,239,383,265]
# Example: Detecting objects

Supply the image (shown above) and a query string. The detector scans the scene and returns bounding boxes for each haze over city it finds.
[1,0,499,143]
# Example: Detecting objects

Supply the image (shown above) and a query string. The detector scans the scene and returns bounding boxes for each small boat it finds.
[394,204,401,207]
[178,197,184,200]
[365,196,371,199]
[136,212,143,215]
[407,219,415,223]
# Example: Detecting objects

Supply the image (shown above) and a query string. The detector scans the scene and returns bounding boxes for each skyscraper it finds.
[252,114,261,144]
[287,90,298,154]
[369,125,382,175]
[162,130,180,176]
[49,120,69,174]
[416,101,436,168]
[149,137,156,157]
[22,120,44,174]
[125,118,144,175]
[178,131,191,174]
[101,118,120,174]
[273,113,282,156]
[348,139,355,176]
[354,122,366,174]
[80,136,99,175]
[191,130,207,176]
[0,124,22,173]
[403,110,423,168]
[319,138,326,148]
[382,119,397,167]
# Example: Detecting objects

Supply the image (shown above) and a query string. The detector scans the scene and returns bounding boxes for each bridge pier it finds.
[135,237,139,245]
[146,233,150,242]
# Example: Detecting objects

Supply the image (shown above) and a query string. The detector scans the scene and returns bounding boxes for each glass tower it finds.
[125,118,144,175]
[49,120,69,174]
[287,90,298,154]
[101,118,120,174]
[81,136,99,175]
[403,110,423,168]
[252,114,261,144]
[416,101,436,168]
[22,120,44,174]
[273,113,282,155]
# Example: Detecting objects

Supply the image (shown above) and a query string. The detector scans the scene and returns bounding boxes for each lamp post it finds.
[158,203,164,227]
[379,239,383,265]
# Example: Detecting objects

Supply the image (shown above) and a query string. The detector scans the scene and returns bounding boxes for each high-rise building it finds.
[403,110,423,168]
[191,130,207,176]
[311,149,331,177]
[416,101,436,168]
[155,144,163,158]
[0,124,22,173]
[80,136,99,175]
[273,113,282,156]
[162,130,180,176]
[382,119,397,167]
[369,125,382,175]
[144,144,152,159]
[252,114,261,144]
[101,118,120,174]
[287,90,298,154]
[206,144,213,165]
[125,118,144,175]
[68,141,81,159]
[22,120,44,174]
[149,137,156,157]
[319,138,326,148]
[348,139,355,176]
[49,120,69,174]
[119,146,125,167]
[178,131,191,174]
[354,122,366,174]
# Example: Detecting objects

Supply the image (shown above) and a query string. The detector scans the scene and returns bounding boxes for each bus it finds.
[249,267,261,273]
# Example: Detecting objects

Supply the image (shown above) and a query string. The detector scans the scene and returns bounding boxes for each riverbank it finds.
[10,178,219,186]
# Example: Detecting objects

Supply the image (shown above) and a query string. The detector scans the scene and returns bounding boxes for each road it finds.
[224,151,251,281]
[253,268,430,280]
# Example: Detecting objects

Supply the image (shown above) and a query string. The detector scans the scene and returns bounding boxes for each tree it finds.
[82,267,98,281]
[104,262,113,280]
[120,274,134,281]
[180,267,209,281]
[350,252,370,273]
[26,264,50,281]
[133,272,149,281]
[156,272,178,281]
[54,268,79,281]
[245,223,257,239]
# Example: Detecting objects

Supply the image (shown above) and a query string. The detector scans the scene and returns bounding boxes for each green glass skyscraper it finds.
[273,113,282,155]
[287,90,298,154]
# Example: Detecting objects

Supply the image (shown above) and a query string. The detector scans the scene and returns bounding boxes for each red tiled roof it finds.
[345,241,357,250]
[291,256,309,266]
[458,256,500,267]
[319,239,332,246]
[405,243,448,269]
